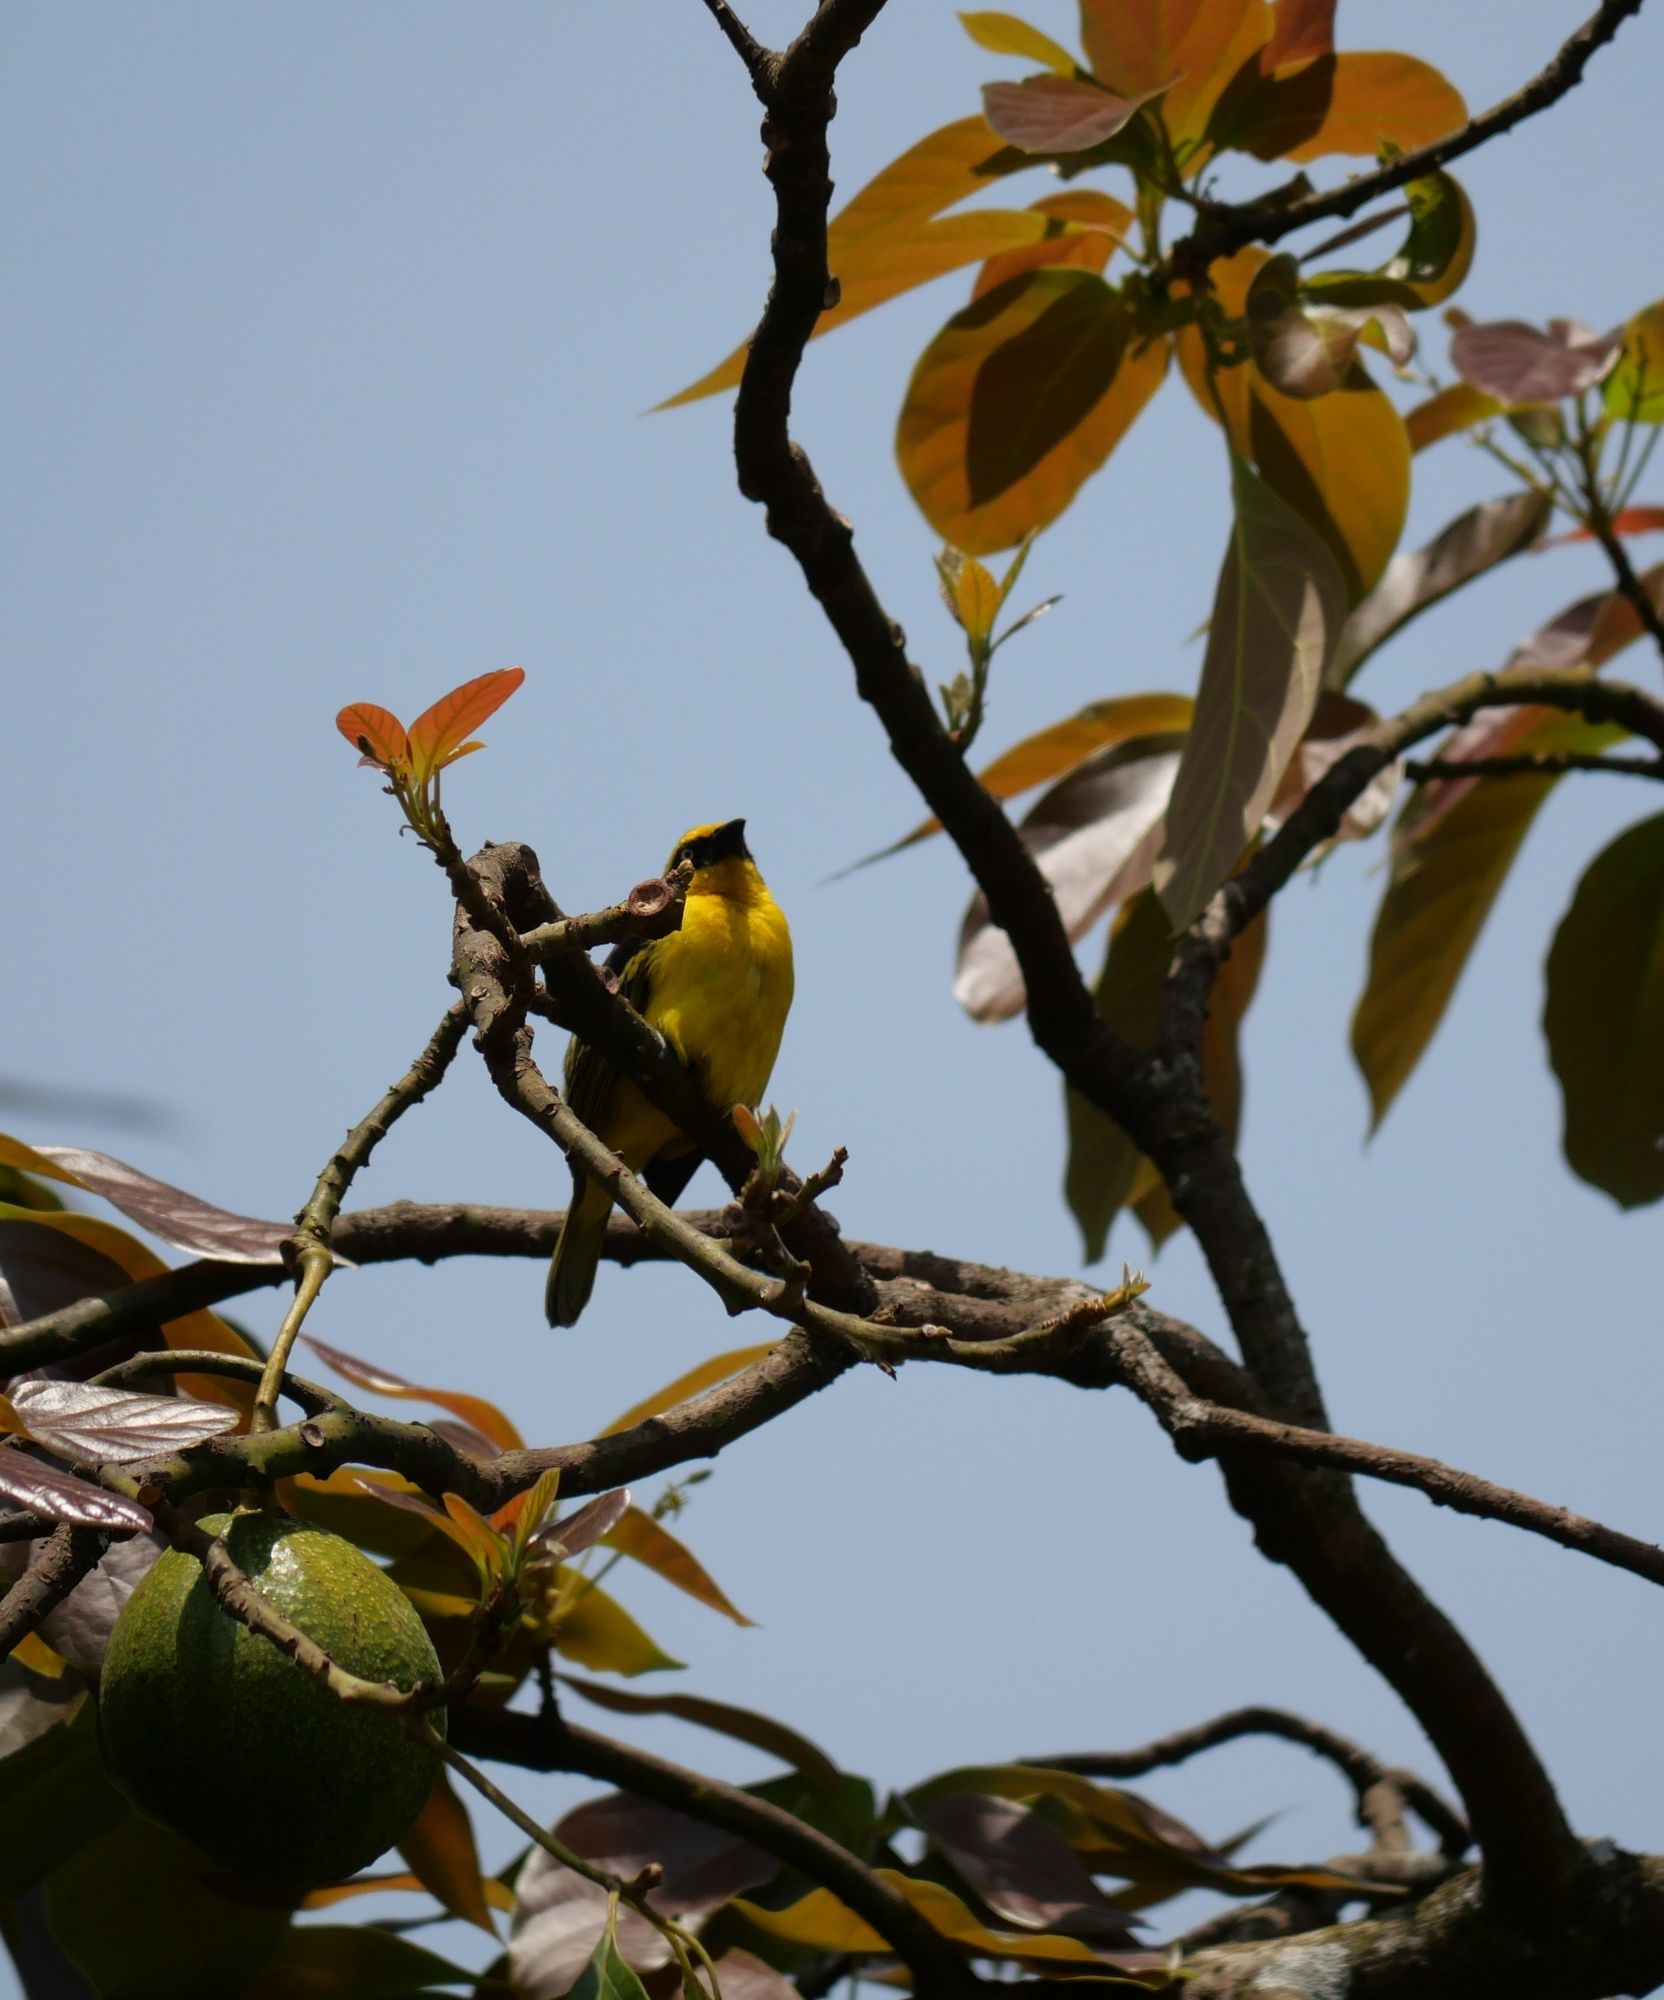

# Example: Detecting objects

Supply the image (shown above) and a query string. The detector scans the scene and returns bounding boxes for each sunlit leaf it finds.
[664,118,1047,405]
[972,188,1134,299]
[0,1139,292,1264]
[601,1344,778,1435]
[544,1575,684,1676]
[853,692,1191,869]
[1262,0,1332,69]
[982,74,1170,153]
[1404,380,1501,452]
[1180,248,1409,599]
[7,1379,238,1463]
[956,734,1185,1022]
[898,269,1169,554]
[1329,491,1551,686]
[1604,299,1664,424]
[1082,0,1270,147]
[302,1334,525,1451]
[1155,456,1345,926]
[1543,813,1664,1208]
[336,700,412,776]
[0,1206,257,1415]
[599,1505,753,1626]
[299,1868,514,1912]
[1352,710,1625,1128]
[1235,50,1465,162]
[959,10,1079,73]
[943,550,1003,642]
[397,1767,498,1934]
[496,1464,564,1547]
[559,1672,843,1791]
[1540,506,1664,547]
[529,1490,631,1564]
[1301,170,1475,310]
[405,666,526,787]
[0,1448,149,1531]
[1247,254,1414,399]
[735,1871,1169,1979]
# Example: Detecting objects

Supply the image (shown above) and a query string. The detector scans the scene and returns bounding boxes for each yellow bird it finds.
[545,819,794,1327]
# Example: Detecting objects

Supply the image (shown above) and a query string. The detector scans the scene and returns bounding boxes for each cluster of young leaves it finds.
[337,666,526,844]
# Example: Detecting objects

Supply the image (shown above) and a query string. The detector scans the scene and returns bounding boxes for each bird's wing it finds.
[563,935,660,1147]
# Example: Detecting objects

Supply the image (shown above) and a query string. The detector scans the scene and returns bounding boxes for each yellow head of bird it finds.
[665,818,762,899]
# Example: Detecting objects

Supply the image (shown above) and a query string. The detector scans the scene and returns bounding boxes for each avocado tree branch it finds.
[1031,1709,1467,1860]
[1169,0,1648,274]
[249,998,468,1437]
[701,0,1585,1912]
[451,1703,987,1999]
[0,1525,106,1660]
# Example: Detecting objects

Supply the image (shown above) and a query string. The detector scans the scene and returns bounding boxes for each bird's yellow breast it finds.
[646,865,794,1113]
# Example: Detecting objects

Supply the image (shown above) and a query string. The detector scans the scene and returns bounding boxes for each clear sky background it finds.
[4,2,1662,1987]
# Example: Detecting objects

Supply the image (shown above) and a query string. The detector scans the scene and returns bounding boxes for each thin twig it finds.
[1030,1708,1468,1858]
[251,1001,467,1435]
[0,1525,106,1663]
[518,863,691,961]
[1405,751,1664,782]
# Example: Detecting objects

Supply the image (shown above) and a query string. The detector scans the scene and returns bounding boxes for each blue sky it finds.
[4,1,1663,1984]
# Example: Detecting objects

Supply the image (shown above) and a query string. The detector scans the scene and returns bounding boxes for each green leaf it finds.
[1604,299,1664,425]
[244,1926,474,1997]
[1352,710,1625,1128]
[569,1921,654,2000]
[1543,813,1664,1207]
[897,269,1168,553]
[1302,169,1475,310]
[1154,456,1346,927]
[545,1575,685,1677]
[44,1812,292,2000]
[959,11,1079,74]
[0,1673,127,1897]
[1065,890,1173,1261]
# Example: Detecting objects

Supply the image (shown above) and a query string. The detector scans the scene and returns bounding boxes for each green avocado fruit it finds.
[98,1511,443,1888]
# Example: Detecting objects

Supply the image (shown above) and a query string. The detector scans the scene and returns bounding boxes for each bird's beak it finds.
[713,818,750,860]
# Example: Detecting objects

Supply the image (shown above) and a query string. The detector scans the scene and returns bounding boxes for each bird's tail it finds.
[546,1171,613,1328]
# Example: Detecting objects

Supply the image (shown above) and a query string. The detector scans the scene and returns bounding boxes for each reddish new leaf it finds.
[1539,506,1664,549]
[335,701,411,775]
[302,1335,525,1450]
[531,1487,633,1561]
[7,1379,237,1463]
[406,667,526,786]
[1451,317,1622,405]
[982,74,1169,153]
[0,1450,150,1532]
[7,1142,290,1264]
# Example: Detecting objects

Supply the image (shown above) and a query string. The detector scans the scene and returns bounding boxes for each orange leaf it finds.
[406,667,526,786]
[973,190,1133,300]
[1404,381,1500,453]
[301,1335,525,1451]
[335,701,412,776]
[1278,51,1465,161]
[602,1505,754,1627]
[898,269,1169,554]
[1080,0,1270,146]
[398,1769,498,1934]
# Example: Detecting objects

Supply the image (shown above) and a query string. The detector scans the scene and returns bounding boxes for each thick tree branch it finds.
[1171,0,1648,274]
[703,0,1584,1911]
[0,1525,105,1660]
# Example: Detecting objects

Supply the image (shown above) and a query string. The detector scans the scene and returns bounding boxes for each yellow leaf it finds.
[1404,380,1500,452]
[953,556,1002,642]
[544,1573,684,1677]
[601,1506,753,1627]
[972,189,1134,300]
[1279,51,1466,161]
[601,1343,778,1436]
[1081,0,1271,146]
[959,11,1079,75]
